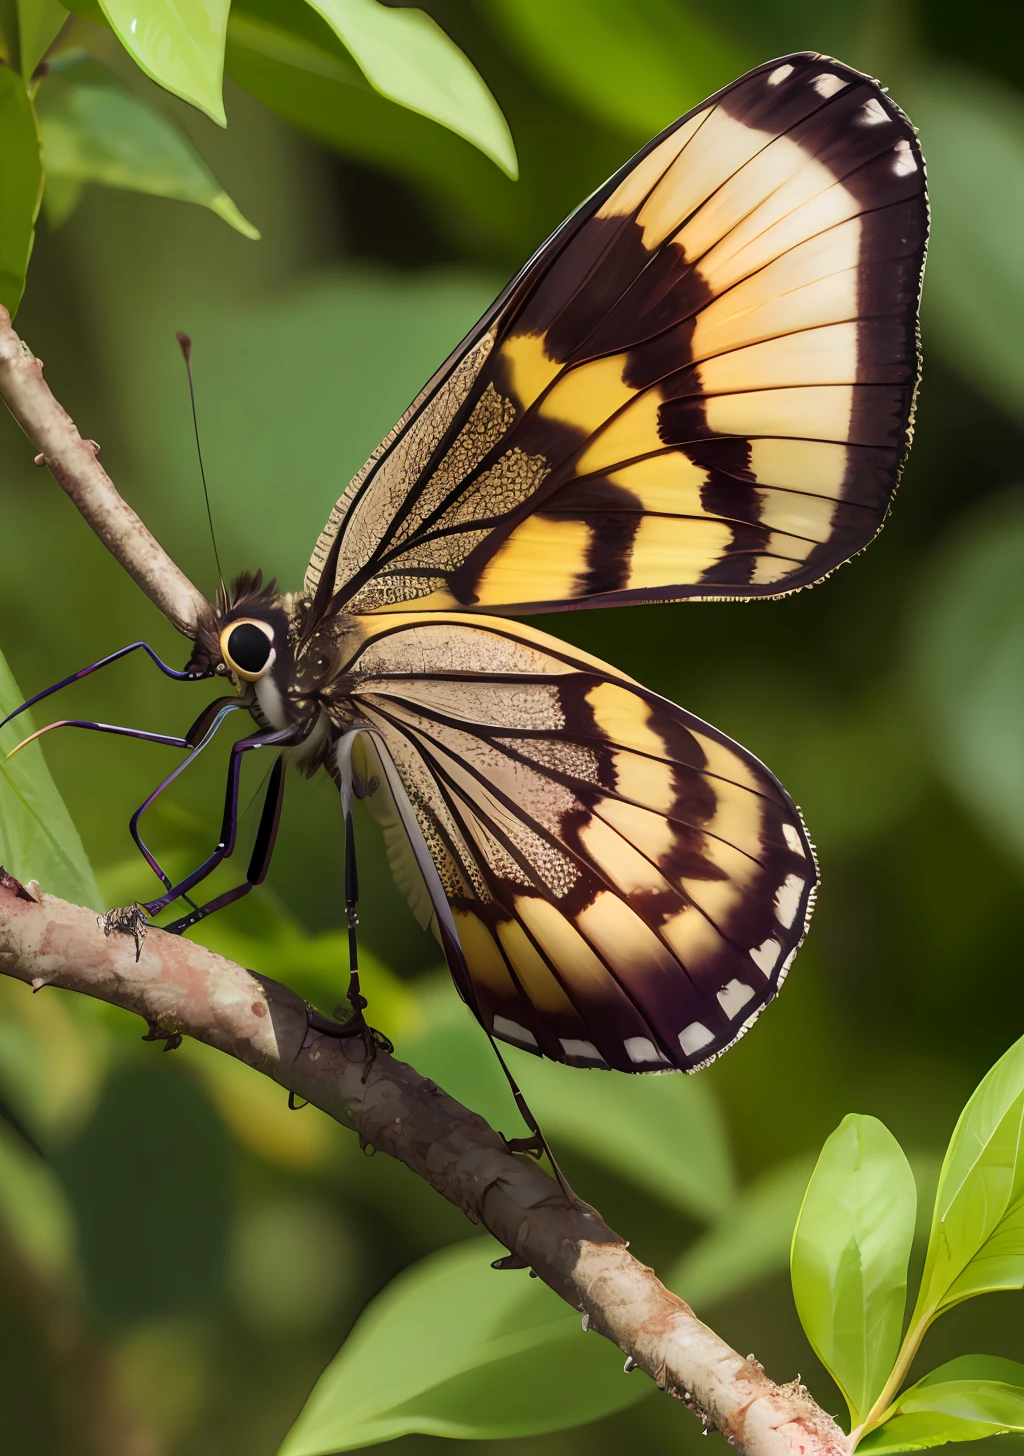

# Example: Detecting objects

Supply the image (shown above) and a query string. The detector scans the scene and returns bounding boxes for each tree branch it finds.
[0,307,209,638]
[0,872,847,1456]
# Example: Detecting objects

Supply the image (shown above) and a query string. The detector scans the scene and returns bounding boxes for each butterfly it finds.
[8,52,926,1079]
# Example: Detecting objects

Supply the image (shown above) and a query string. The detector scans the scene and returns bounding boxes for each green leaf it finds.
[404,976,735,1222]
[791,1114,917,1426]
[912,1031,1024,1326]
[0,645,101,908]
[670,1156,814,1309]
[488,0,746,138]
[305,0,517,177]
[0,61,42,315]
[225,5,521,252]
[0,0,68,78]
[0,1122,75,1279]
[96,0,230,125]
[55,1061,233,1323]
[858,1359,1024,1454]
[902,64,1024,425]
[277,1236,645,1455]
[36,56,258,236]
[910,488,1024,869]
[19,0,66,78]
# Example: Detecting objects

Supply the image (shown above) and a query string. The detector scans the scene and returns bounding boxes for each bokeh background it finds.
[1,1,1023,1453]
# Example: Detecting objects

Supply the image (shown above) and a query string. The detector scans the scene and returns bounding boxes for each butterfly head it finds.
[189,571,361,750]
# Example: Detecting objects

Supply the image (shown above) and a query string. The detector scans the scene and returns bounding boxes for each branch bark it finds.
[0,873,847,1456]
[0,307,209,638]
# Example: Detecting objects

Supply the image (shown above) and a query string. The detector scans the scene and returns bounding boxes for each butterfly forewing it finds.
[308,52,926,617]
[338,614,815,1073]
[304,52,927,1073]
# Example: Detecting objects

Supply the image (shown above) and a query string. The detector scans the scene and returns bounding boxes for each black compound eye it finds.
[219,619,276,681]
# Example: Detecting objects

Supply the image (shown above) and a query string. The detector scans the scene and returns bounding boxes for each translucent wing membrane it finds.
[337,614,816,1072]
[308,52,927,616]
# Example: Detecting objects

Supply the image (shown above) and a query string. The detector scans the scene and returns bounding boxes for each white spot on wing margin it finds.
[812,73,848,98]
[893,139,917,175]
[859,97,889,125]
[679,1022,714,1055]
[560,1038,604,1063]
[750,938,781,975]
[625,1037,668,1065]
[718,979,755,1017]
[494,1016,538,1048]
[775,872,805,929]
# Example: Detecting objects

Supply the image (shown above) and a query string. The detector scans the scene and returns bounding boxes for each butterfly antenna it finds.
[176,331,224,590]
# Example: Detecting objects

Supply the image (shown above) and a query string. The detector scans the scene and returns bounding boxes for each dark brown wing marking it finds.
[335,613,816,1072]
[307,52,926,617]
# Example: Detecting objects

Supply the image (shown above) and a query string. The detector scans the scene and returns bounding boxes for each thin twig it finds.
[0,872,847,1456]
[0,307,209,638]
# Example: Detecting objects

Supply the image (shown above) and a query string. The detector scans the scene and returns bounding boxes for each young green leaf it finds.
[0,61,42,315]
[857,1358,1024,1454]
[36,56,258,237]
[791,1114,917,1427]
[96,0,230,124]
[305,0,517,177]
[0,647,100,909]
[277,1236,645,1455]
[911,1032,1024,1326]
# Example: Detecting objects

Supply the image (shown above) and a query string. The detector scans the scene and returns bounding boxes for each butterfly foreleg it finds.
[127,699,246,899]
[0,640,205,737]
[144,729,292,928]
[159,751,287,933]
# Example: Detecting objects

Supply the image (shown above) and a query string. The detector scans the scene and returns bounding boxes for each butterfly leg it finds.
[127,699,245,901]
[328,734,394,1068]
[0,640,203,737]
[138,725,295,923]
[97,703,250,953]
[159,753,287,933]
[473,1031,580,1203]
[327,809,394,1071]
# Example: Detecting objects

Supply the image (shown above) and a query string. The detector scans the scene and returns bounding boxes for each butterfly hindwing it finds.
[308,52,926,617]
[338,613,815,1073]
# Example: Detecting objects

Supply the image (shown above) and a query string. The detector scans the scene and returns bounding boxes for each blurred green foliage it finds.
[280,1237,644,1455]
[0,0,1022,1453]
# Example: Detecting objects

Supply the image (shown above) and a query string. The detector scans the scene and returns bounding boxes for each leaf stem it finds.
[848,1315,933,1449]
